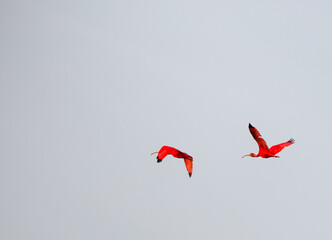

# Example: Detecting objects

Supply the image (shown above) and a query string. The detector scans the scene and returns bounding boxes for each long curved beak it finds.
[241,154,250,159]
[151,152,158,155]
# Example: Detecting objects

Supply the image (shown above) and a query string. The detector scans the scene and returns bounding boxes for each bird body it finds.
[242,123,294,159]
[151,146,193,177]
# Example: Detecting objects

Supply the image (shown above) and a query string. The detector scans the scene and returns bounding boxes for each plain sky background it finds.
[1,0,332,239]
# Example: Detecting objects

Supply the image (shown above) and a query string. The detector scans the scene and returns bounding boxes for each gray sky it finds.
[1,0,332,239]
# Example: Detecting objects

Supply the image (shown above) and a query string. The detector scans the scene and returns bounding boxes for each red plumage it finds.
[242,123,295,159]
[151,146,193,177]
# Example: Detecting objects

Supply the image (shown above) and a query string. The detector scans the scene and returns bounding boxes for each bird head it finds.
[151,151,161,162]
[241,153,257,158]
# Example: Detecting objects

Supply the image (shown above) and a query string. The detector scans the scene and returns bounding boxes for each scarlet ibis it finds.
[151,146,193,177]
[242,123,295,159]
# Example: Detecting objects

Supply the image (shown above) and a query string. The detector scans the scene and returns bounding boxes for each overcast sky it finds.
[1,1,332,239]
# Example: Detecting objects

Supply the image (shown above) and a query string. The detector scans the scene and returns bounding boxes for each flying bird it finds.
[151,146,193,177]
[242,123,295,159]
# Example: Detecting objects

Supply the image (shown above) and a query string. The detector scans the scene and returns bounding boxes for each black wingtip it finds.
[157,157,162,163]
[249,123,254,128]
[188,173,192,178]
[288,138,295,143]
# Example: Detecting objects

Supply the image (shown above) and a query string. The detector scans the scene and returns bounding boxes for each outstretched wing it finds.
[184,158,193,177]
[154,146,193,177]
[269,138,295,155]
[156,146,172,162]
[156,146,185,161]
[249,123,269,152]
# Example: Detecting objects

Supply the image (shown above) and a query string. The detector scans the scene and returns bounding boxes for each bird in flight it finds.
[151,146,193,177]
[242,123,295,159]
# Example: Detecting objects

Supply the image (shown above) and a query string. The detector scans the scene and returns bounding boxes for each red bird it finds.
[242,123,295,159]
[151,146,193,177]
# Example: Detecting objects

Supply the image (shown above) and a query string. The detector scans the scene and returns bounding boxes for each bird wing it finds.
[269,138,295,155]
[249,124,269,152]
[184,158,193,177]
[157,146,171,161]
[156,146,193,177]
